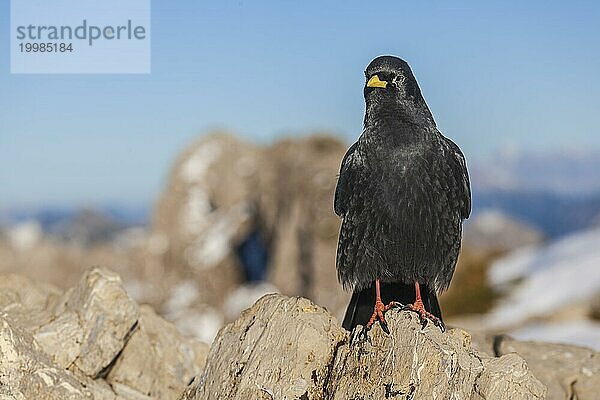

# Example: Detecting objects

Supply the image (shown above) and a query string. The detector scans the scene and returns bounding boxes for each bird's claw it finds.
[433,317,446,332]
[358,325,369,342]
[380,319,390,334]
[401,303,445,332]
[364,300,399,335]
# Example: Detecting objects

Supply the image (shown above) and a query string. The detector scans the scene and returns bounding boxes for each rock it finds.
[328,317,544,399]
[0,313,94,400]
[34,310,84,369]
[152,133,260,309]
[0,268,209,400]
[106,305,209,399]
[181,294,546,400]
[0,274,61,331]
[496,336,600,400]
[49,267,140,377]
[152,133,351,326]
[266,136,350,319]
[473,353,545,400]
[180,294,347,400]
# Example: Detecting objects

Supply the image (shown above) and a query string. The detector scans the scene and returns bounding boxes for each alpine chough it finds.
[335,56,471,333]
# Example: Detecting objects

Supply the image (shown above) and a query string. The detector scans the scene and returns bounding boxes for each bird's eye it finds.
[392,74,404,85]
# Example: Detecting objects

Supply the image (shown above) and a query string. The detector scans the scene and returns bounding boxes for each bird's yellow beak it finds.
[366,74,388,88]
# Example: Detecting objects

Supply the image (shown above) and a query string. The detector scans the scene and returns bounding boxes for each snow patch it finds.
[6,220,42,251]
[488,246,539,286]
[180,140,222,184]
[184,202,249,270]
[181,186,213,236]
[487,227,600,328]
[510,319,600,351]
[164,281,200,315]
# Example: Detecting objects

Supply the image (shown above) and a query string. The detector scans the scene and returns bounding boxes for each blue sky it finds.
[1,0,599,208]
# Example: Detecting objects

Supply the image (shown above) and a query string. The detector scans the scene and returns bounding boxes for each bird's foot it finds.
[402,300,445,332]
[365,299,398,335]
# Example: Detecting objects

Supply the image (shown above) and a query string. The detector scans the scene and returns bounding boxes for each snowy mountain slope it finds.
[486,227,600,328]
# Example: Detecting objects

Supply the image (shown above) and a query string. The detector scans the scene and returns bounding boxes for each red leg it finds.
[403,281,444,331]
[366,279,397,333]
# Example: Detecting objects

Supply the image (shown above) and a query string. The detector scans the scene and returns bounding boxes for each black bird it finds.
[335,56,471,333]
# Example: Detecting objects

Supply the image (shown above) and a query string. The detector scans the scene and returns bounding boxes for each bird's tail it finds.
[342,282,443,331]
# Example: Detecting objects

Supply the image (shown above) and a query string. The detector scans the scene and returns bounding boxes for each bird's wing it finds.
[441,135,472,219]
[334,142,358,217]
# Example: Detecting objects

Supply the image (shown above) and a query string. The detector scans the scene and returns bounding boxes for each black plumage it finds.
[335,56,471,331]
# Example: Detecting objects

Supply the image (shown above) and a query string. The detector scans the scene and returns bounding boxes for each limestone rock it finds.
[106,305,209,399]
[181,294,546,400]
[181,294,347,400]
[0,267,209,400]
[222,282,278,322]
[473,353,546,400]
[0,313,94,400]
[266,136,350,319]
[152,133,260,309]
[328,320,480,399]
[49,267,140,377]
[34,311,83,369]
[496,337,600,400]
[328,314,544,399]
[0,274,61,331]
[151,133,351,323]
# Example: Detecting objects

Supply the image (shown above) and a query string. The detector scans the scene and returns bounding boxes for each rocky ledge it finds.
[2,269,599,399]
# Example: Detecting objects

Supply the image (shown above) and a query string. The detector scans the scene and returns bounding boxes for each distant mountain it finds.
[470,149,600,196]
[0,204,150,246]
[470,149,600,237]
[472,189,600,238]
[47,209,124,246]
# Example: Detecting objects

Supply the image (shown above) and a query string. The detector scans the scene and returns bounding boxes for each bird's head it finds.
[363,55,433,125]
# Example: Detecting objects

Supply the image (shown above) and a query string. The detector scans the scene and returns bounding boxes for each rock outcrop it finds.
[495,336,600,400]
[265,136,349,320]
[152,133,261,310]
[180,294,546,400]
[0,314,97,400]
[151,132,350,326]
[0,268,209,400]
